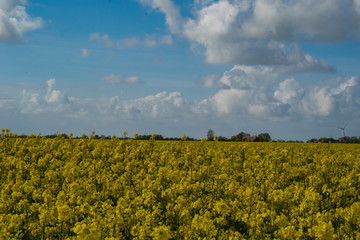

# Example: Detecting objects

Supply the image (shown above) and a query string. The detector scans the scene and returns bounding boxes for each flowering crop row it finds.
[1,135,360,239]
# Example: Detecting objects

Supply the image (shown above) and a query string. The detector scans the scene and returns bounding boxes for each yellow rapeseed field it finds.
[1,132,360,239]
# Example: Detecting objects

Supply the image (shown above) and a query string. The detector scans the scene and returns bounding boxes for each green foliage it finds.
[258,133,271,142]
[230,132,250,141]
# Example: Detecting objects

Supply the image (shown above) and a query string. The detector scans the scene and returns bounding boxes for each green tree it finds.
[230,132,250,141]
[258,133,271,142]
[207,129,214,141]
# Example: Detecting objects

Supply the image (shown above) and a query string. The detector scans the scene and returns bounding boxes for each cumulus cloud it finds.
[0,0,43,41]
[21,78,71,114]
[210,86,290,119]
[156,0,360,41]
[101,74,142,84]
[274,76,360,117]
[202,65,280,90]
[17,79,207,121]
[90,32,172,49]
[274,78,304,105]
[113,91,192,119]
[136,0,360,71]
[199,65,360,119]
[200,65,290,118]
[14,75,360,125]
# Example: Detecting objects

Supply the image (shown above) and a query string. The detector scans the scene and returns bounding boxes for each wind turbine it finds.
[338,123,348,138]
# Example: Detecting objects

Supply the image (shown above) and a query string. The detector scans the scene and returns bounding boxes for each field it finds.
[1,134,360,239]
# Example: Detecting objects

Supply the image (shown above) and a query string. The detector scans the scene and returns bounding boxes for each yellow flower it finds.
[150,133,156,140]
[181,134,187,141]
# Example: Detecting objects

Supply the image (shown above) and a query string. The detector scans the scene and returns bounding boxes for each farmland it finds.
[1,134,360,239]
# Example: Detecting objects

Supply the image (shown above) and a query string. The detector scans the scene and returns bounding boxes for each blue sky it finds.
[1,0,360,140]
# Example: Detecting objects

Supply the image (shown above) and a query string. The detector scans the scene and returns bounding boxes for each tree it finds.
[218,136,228,141]
[207,129,214,141]
[258,133,271,142]
[230,132,250,141]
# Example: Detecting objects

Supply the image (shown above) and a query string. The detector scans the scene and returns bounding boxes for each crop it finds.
[1,133,360,239]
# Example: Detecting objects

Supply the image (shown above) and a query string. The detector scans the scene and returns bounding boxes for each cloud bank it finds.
[0,74,358,139]
[12,76,359,121]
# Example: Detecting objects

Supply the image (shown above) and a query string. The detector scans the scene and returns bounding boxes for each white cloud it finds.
[211,88,248,115]
[210,86,290,119]
[212,65,280,90]
[81,48,90,57]
[330,77,360,115]
[205,65,290,118]
[301,87,335,116]
[121,91,191,119]
[184,1,239,42]
[17,79,207,121]
[20,78,71,114]
[182,2,335,69]
[274,76,360,117]
[90,32,172,49]
[10,75,360,132]
[201,66,360,119]
[0,0,25,13]
[0,0,43,41]
[137,0,184,34]
[274,78,304,105]
[187,0,360,42]
[0,74,357,141]
[101,74,142,84]
[136,0,360,71]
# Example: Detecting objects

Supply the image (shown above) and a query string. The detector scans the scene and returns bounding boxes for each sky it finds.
[1,0,360,141]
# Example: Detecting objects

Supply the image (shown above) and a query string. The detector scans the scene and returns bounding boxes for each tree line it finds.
[206,129,271,142]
